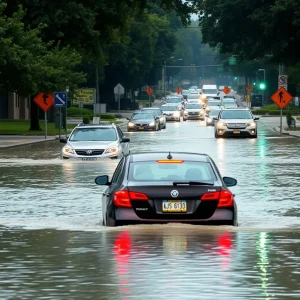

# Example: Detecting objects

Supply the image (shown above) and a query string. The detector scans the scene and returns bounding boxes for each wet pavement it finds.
[1,118,300,299]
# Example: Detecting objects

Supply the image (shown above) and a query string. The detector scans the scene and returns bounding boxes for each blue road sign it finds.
[54,92,67,108]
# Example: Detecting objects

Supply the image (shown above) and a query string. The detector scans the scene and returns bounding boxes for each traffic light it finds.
[253,82,256,86]
[234,77,238,80]
[258,82,266,90]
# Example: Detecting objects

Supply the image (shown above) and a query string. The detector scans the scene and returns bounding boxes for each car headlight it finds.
[217,122,227,128]
[105,146,119,154]
[173,111,180,116]
[149,121,155,126]
[184,110,188,114]
[207,118,212,122]
[247,122,256,127]
[160,116,164,121]
[128,122,135,127]
[63,147,75,154]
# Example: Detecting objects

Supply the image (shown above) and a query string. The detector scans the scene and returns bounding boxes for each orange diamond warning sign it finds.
[270,87,293,109]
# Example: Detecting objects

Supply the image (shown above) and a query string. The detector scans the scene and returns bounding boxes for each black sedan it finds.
[127,112,161,131]
[95,152,238,226]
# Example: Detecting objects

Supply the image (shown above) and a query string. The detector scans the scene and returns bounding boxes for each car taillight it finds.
[218,190,234,207]
[201,190,233,207]
[113,190,148,208]
[201,191,220,200]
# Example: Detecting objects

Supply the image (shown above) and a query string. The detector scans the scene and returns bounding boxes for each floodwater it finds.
[1,119,300,299]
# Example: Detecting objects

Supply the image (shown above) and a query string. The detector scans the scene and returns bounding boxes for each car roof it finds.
[76,123,116,129]
[128,152,210,162]
[141,107,161,110]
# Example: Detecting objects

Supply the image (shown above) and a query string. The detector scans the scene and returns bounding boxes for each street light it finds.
[163,57,182,98]
[258,69,266,106]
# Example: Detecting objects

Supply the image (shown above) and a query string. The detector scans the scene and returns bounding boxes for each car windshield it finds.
[186,103,202,109]
[208,101,221,106]
[142,109,160,116]
[220,110,252,119]
[128,161,216,182]
[209,110,221,116]
[202,89,218,94]
[187,95,199,99]
[162,106,177,111]
[167,98,181,103]
[69,127,117,141]
[132,113,154,120]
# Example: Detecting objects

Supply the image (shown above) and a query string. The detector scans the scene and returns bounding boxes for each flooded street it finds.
[1,120,300,299]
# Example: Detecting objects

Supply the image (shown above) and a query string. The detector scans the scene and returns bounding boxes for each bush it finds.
[67,107,93,117]
[92,113,116,120]
[83,117,90,124]
[286,111,292,126]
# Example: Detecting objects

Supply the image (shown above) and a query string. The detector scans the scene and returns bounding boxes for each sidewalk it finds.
[0,118,128,149]
[0,135,56,149]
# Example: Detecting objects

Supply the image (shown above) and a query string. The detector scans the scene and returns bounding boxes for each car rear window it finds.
[128,161,216,182]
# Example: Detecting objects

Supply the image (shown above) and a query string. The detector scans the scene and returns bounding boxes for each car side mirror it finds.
[127,117,130,120]
[223,177,237,187]
[95,175,110,185]
[60,138,67,143]
[254,117,259,121]
[213,117,218,120]
[122,137,130,143]
[155,117,159,120]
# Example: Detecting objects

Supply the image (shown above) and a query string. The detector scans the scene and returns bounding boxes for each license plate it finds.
[162,200,187,213]
[82,157,97,161]
[139,127,144,130]
[233,130,240,134]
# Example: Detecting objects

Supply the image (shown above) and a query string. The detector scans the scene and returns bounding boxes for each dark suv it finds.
[140,108,167,129]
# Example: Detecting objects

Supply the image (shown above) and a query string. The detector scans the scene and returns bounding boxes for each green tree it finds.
[0,3,85,129]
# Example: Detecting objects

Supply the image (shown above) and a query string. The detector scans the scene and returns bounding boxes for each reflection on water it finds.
[1,228,300,299]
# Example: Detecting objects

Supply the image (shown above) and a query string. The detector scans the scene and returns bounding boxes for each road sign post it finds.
[54,92,67,139]
[34,93,54,139]
[270,87,293,134]
[114,83,125,112]
[146,87,153,107]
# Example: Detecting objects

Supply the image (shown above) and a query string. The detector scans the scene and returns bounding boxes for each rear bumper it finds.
[165,116,180,121]
[115,208,234,223]
[184,115,204,120]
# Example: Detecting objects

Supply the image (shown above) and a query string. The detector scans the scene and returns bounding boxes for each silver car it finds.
[161,104,181,121]
[183,102,205,121]
[214,108,259,138]
[60,123,130,160]
[206,108,222,126]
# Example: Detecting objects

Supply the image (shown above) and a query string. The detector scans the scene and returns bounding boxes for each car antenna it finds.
[167,152,172,159]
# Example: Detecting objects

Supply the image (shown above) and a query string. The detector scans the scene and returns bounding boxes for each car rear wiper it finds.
[173,181,214,186]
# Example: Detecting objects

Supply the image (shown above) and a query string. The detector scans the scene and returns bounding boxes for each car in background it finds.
[182,90,190,100]
[187,94,201,103]
[183,102,205,121]
[165,96,184,109]
[189,85,198,90]
[95,151,238,226]
[222,99,238,108]
[218,86,225,91]
[161,104,181,122]
[206,99,222,113]
[141,107,166,129]
[214,108,259,138]
[60,123,130,160]
[127,112,161,132]
[202,85,218,98]
[206,108,222,126]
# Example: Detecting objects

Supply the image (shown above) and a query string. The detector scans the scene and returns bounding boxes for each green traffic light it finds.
[259,83,266,90]
[253,82,256,85]
[234,77,237,80]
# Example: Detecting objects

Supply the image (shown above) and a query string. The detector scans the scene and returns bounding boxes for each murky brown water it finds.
[1,120,300,299]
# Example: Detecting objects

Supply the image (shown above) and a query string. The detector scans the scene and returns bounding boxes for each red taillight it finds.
[218,190,234,207]
[129,191,148,200]
[113,190,148,208]
[201,190,233,207]
[201,192,220,200]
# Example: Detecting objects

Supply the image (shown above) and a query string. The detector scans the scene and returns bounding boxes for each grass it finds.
[284,126,300,131]
[0,118,118,135]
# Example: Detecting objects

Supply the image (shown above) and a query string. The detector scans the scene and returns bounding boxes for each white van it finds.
[202,85,218,98]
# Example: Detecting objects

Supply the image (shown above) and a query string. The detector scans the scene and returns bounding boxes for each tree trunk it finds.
[29,95,41,131]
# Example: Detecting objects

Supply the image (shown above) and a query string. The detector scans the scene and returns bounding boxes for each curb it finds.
[0,137,56,149]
